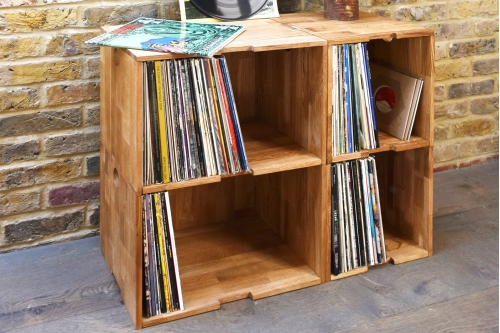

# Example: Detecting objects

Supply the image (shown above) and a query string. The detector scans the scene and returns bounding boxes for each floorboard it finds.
[0,238,122,333]
[0,160,498,332]
[338,287,499,333]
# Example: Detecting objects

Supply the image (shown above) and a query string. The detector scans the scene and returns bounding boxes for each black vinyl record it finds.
[190,0,268,21]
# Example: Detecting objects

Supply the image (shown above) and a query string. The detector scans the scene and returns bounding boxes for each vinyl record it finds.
[190,0,268,21]
[374,85,396,114]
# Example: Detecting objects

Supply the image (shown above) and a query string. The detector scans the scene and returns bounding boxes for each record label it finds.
[374,85,396,114]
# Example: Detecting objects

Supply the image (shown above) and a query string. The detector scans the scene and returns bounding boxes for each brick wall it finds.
[0,0,497,251]
[0,0,179,252]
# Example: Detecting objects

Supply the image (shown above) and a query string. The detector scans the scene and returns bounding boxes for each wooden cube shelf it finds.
[99,12,434,329]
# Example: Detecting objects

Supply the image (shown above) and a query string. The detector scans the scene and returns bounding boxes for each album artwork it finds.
[85,17,245,57]
[369,63,423,141]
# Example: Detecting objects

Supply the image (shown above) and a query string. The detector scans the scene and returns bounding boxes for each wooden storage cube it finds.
[224,47,327,174]
[274,11,435,161]
[367,35,434,145]
[99,18,329,193]
[374,148,433,264]
[99,12,434,328]
[142,166,328,327]
[327,35,434,161]
[100,23,330,327]
[320,25,434,279]
[253,165,330,282]
[109,46,329,195]
[326,148,433,281]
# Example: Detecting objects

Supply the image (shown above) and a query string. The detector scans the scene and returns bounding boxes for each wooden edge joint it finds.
[382,33,398,42]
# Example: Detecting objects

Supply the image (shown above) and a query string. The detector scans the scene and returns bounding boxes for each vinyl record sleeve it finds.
[403,79,423,140]
[369,62,423,141]
[85,17,245,57]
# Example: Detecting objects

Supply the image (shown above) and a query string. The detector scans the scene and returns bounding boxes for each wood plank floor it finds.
[0,160,498,332]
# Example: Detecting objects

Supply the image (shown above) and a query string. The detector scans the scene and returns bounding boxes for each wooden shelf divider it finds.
[242,119,322,175]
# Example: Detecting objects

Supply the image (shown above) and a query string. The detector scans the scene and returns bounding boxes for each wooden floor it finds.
[0,160,498,332]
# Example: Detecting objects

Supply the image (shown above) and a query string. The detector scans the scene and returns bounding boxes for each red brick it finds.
[48,181,100,207]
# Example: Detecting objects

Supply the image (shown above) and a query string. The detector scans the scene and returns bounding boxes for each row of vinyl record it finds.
[142,192,184,317]
[332,43,380,157]
[331,156,387,276]
[143,55,250,186]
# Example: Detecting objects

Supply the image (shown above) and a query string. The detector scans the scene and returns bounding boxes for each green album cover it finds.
[86,17,245,57]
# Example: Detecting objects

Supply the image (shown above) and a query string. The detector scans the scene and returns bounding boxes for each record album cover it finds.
[369,63,423,140]
[85,17,245,57]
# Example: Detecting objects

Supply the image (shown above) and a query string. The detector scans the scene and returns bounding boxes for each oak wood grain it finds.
[141,216,321,325]
[254,46,327,164]
[97,11,435,328]
[272,12,434,43]
[331,266,368,281]
[142,175,222,194]
[376,148,433,257]
[242,119,322,175]
[100,46,143,328]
